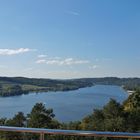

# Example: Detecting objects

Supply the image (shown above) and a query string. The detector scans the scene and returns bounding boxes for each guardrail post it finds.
[40,132,44,140]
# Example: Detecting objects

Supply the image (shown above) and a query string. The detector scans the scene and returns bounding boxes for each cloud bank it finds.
[37,54,47,58]
[36,59,46,64]
[89,65,99,70]
[0,48,33,55]
[36,57,89,66]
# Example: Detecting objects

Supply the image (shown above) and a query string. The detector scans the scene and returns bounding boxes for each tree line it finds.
[1,76,140,97]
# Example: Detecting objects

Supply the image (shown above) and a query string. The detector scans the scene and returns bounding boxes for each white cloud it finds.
[61,58,89,65]
[0,48,33,55]
[38,54,47,58]
[46,60,60,65]
[46,58,89,66]
[89,65,99,70]
[36,57,89,66]
[36,59,46,64]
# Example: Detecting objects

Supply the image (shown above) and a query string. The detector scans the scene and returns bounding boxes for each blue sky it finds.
[0,0,140,79]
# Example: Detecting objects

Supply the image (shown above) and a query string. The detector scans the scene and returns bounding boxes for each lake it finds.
[0,85,128,122]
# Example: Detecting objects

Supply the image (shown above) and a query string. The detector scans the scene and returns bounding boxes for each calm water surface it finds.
[0,85,128,122]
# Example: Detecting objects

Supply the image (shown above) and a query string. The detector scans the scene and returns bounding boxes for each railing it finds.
[0,126,140,140]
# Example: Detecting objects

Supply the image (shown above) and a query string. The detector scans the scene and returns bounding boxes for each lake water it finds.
[0,85,128,122]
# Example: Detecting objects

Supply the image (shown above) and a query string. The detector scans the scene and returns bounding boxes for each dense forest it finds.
[0,88,140,140]
[0,76,140,96]
[0,77,93,96]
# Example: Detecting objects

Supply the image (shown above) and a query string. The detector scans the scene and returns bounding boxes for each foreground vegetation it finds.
[0,89,140,140]
[0,76,140,96]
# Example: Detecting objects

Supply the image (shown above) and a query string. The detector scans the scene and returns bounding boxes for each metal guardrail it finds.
[0,126,140,140]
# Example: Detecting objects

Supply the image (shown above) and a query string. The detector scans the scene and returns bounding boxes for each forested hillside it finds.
[0,77,93,96]
[0,77,140,96]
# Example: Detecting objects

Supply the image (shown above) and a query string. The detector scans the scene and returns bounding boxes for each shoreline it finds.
[126,90,134,95]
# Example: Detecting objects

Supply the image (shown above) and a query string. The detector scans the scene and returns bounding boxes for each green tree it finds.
[27,103,55,128]
[80,110,104,131]
[125,109,140,132]
[124,90,140,110]
[27,103,59,140]
[7,112,26,127]
[5,112,26,140]
[103,99,125,132]
[80,99,126,132]
[0,118,6,125]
